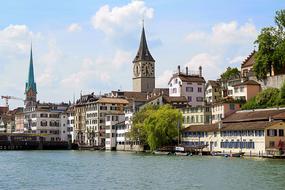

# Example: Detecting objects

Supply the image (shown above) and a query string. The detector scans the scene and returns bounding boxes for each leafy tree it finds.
[129,105,182,151]
[254,10,285,80]
[220,67,240,80]
[241,88,280,109]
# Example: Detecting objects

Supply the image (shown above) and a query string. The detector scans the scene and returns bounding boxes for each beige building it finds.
[181,106,212,128]
[182,108,285,156]
[205,80,221,103]
[211,102,240,124]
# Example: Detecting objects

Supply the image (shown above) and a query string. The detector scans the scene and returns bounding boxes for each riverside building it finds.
[182,108,285,156]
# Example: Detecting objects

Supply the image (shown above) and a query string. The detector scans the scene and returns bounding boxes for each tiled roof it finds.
[233,80,260,87]
[96,97,129,104]
[207,80,220,88]
[221,121,273,131]
[112,91,148,102]
[241,50,256,68]
[183,124,219,132]
[168,73,205,84]
[223,109,285,123]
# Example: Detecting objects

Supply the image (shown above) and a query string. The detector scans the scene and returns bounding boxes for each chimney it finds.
[186,66,189,75]
[199,66,202,77]
[178,65,181,74]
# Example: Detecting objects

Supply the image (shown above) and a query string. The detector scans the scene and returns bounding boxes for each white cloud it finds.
[186,21,258,45]
[185,32,207,42]
[0,24,41,54]
[185,53,222,80]
[67,23,82,32]
[91,0,154,37]
[156,70,173,87]
[111,50,132,68]
[228,55,246,64]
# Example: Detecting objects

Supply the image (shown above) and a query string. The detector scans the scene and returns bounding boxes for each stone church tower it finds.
[132,25,155,93]
[25,45,37,111]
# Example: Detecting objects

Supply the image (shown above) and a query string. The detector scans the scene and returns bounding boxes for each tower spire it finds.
[25,44,37,94]
[133,22,155,63]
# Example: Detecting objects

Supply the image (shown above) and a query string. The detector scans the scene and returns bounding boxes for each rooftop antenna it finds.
[73,92,75,104]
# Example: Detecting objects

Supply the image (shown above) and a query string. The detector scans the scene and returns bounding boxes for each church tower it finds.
[25,45,37,110]
[132,25,155,93]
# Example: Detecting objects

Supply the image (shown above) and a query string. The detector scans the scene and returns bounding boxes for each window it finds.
[229,103,235,110]
[234,88,238,93]
[196,97,203,102]
[175,79,178,84]
[279,129,284,136]
[172,88,177,93]
[188,96,192,102]
[267,129,277,137]
[240,86,244,92]
[198,87,202,93]
[186,87,193,92]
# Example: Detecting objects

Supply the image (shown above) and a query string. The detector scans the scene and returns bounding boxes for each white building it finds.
[168,65,205,107]
[24,103,70,141]
[105,114,125,150]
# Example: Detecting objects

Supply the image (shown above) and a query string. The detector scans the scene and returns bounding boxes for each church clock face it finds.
[144,62,154,77]
[133,63,140,77]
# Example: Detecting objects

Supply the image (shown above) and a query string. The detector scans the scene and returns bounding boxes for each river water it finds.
[0,151,285,190]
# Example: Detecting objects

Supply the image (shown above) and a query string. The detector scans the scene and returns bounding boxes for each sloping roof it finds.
[96,97,129,104]
[183,124,219,132]
[163,95,188,103]
[168,73,205,84]
[223,109,285,123]
[241,50,256,68]
[112,91,148,102]
[221,121,273,131]
[207,80,220,88]
[133,26,155,62]
[233,80,260,87]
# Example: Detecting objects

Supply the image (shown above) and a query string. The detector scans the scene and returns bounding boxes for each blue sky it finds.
[0,0,284,108]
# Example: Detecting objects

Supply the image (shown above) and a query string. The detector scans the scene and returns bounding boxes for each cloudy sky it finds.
[0,0,284,108]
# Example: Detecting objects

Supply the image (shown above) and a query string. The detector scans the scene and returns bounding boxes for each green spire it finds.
[25,45,37,94]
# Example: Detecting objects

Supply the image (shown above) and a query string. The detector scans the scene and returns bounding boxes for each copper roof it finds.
[168,73,205,84]
[241,50,256,68]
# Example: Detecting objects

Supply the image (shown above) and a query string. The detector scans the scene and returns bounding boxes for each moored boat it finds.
[153,151,171,155]
[175,152,192,156]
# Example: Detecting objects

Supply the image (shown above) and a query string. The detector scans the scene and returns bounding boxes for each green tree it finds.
[220,67,240,80]
[129,105,182,151]
[241,88,280,109]
[254,10,285,80]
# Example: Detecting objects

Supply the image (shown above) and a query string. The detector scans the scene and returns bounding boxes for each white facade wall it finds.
[169,78,205,107]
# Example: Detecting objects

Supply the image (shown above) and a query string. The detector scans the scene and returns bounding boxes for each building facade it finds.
[168,66,205,107]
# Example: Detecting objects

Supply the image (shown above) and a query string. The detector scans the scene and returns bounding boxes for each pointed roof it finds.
[133,26,155,63]
[25,45,37,94]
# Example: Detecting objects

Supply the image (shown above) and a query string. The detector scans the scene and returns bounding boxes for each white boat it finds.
[175,152,191,156]
[153,151,170,155]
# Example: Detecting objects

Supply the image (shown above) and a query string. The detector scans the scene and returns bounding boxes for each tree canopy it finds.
[254,9,285,80]
[129,105,182,151]
[220,67,240,80]
[241,87,281,109]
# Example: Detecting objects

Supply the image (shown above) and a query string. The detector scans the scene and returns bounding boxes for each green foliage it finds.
[254,9,285,80]
[129,105,182,151]
[241,88,281,109]
[220,67,240,80]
